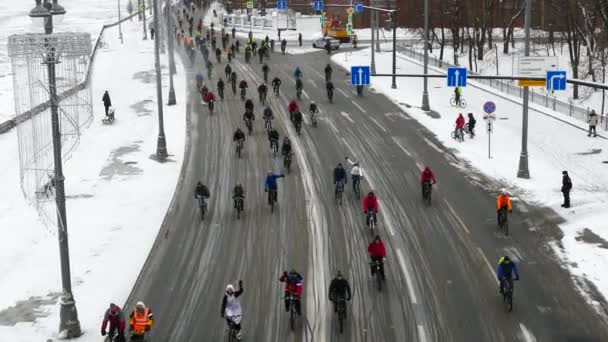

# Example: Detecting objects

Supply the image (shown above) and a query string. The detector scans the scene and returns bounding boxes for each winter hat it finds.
[562,171,568,175]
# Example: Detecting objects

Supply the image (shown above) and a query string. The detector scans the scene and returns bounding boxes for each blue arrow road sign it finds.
[351,66,370,86]
[277,0,286,10]
[313,1,323,11]
[447,67,467,87]
[546,70,567,91]
[355,3,364,12]
[483,101,496,114]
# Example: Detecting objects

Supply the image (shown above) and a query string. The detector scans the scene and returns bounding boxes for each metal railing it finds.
[397,43,607,131]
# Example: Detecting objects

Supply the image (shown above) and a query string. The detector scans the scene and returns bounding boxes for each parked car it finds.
[313,37,341,50]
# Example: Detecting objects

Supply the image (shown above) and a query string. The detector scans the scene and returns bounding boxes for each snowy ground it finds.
[0,18,186,341]
[332,47,608,308]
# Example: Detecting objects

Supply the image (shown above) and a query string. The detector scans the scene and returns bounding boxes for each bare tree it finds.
[562,0,583,99]
[576,0,598,82]
[127,0,135,20]
[501,0,525,54]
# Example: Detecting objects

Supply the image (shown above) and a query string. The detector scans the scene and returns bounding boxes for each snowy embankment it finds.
[0,18,186,341]
[332,48,608,308]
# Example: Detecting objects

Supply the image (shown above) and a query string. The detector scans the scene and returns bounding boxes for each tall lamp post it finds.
[421,0,430,111]
[118,0,124,44]
[517,0,532,178]
[29,0,82,337]
[166,0,176,105]
[153,0,168,158]
[391,9,397,89]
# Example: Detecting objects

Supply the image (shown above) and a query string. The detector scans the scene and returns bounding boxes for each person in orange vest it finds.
[129,301,153,341]
[496,189,513,225]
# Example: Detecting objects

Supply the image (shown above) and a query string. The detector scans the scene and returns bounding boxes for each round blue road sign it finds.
[483,101,496,114]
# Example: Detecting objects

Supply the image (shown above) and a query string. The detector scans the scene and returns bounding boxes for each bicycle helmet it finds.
[226,284,235,293]
[136,301,145,309]
[501,188,508,195]
[374,234,381,241]
[336,270,342,278]
[502,256,511,264]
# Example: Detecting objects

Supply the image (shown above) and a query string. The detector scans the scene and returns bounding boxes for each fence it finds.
[219,11,275,31]
[0,11,141,135]
[397,43,607,131]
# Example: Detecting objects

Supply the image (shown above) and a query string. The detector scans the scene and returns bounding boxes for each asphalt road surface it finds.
[126,10,608,342]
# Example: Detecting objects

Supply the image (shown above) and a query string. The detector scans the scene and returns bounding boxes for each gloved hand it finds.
[239,280,243,288]
[101,330,106,336]
[129,325,134,332]
[221,313,224,318]
[145,325,151,332]
[283,271,288,277]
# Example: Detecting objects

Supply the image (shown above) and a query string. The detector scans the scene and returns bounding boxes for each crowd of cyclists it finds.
[105,3,522,341]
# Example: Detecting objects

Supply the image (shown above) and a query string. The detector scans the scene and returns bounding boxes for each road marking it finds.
[337,88,350,98]
[384,112,396,121]
[309,67,325,79]
[477,247,498,285]
[377,199,395,236]
[353,101,366,114]
[340,111,355,123]
[443,199,471,234]
[417,325,428,342]
[326,119,339,134]
[391,137,412,157]
[368,116,387,132]
[423,137,443,153]
[302,90,310,100]
[519,323,537,342]
[307,79,317,89]
[396,248,418,304]
[504,246,524,262]
[415,161,424,171]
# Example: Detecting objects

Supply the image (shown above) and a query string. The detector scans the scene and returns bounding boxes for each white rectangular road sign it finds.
[518,56,558,77]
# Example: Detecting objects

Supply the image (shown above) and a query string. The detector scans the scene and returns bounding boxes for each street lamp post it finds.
[142,0,148,40]
[29,0,82,337]
[517,0,532,178]
[153,0,168,158]
[118,0,124,44]
[421,0,430,111]
[391,9,397,89]
[371,8,376,74]
[166,0,176,105]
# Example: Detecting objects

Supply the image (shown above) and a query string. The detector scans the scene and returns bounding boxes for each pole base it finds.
[421,92,430,111]
[391,82,397,89]
[168,89,177,106]
[517,153,530,178]
[59,293,83,339]
[156,134,168,159]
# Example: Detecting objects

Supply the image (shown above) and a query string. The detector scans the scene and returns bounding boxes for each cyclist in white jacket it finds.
[221,280,244,340]
[345,156,363,193]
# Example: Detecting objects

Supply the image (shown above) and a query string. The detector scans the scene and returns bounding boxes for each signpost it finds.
[355,3,364,12]
[277,0,286,10]
[351,66,371,86]
[246,1,254,9]
[483,101,497,159]
[517,56,557,87]
[546,70,567,91]
[313,1,323,11]
[447,67,467,87]
[346,7,353,35]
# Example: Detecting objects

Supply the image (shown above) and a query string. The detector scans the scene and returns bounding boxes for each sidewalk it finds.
[333,48,608,306]
[0,19,186,341]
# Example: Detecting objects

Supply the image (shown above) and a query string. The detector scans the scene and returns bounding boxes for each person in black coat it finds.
[102,91,112,116]
[467,112,476,138]
[561,171,572,208]
[328,271,352,315]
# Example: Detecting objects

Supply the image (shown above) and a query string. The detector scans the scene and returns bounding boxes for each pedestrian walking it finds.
[102,90,112,116]
[270,39,275,52]
[298,32,302,46]
[588,110,599,137]
[561,171,572,208]
[150,26,155,40]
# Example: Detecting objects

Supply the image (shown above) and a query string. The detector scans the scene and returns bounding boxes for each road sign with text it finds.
[546,70,567,91]
[447,67,467,87]
[246,1,254,9]
[351,66,370,86]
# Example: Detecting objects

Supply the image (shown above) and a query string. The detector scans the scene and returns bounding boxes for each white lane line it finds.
[391,137,412,157]
[477,247,498,285]
[326,119,339,134]
[368,116,387,132]
[308,79,318,89]
[415,161,424,171]
[423,137,443,153]
[309,67,325,79]
[384,112,396,122]
[417,325,428,342]
[302,90,310,100]
[337,88,349,98]
[396,248,418,304]
[339,111,355,124]
[519,323,537,342]
[377,199,395,236]
[443,199,471,234]
[353,101,366,114]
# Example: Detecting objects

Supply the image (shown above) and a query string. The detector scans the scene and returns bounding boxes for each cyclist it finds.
[295,78,303,98]
[196,72,204,91]
[333,163,347,197]
[231,71,238,95]
[235,40,240,52]
[262,63,270,83]
[328,271,352,316]
[129,302,154,341]
[324,63,333,82]
[272,77,282,96]
[265,171,285,204]
[293,66,303,81]
[245,45,252,62]
[233,184,245,208]
[221,280,244,340]
[215,47,222,63]
[263,106,274,130]
[279,269,303,315]
[194,181,210,202]
[281,137,292,167]
[258,45,265,63]
[326,81,335,101]
[206,60,213,78]
[239,80,248,100]
[420,166,436,198]
[280,38,287,54]
[367,235,386,279]
[233,128,246,153]
[245,98,254,114]
[101,303,126,342]
[309,101,318,116]
[496,256,519,295]
[225,64,232,80]
[496,189,513,225]
[204,91,216,113]
[200,84,209,101]
[345,156,363,193]
[455,113,465,137]
[454,86,462,106]
[268,128,280,152]
[217,78,225,100]
[258,83,268,104]
[288,99,299,121]
[251,40,258,55]
[362,191,379,227]
[293,110,303,132]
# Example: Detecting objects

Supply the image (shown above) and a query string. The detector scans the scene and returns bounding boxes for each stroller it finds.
[102,107,115,125]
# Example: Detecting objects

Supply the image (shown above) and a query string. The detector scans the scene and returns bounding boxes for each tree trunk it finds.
[440,26,445,61]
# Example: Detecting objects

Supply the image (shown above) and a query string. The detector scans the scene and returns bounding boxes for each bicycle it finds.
[264,118,272,132]
[498,207,509,236]
[352,175,361,199]
[240,88,246,101]
[327,88,333,103]
[236,139,244,158]
[231,82,237,96]
[284,153,292,174]
[451,127,464,142]
[218,88,224,101]
[234,196,244,219]
[284,292,299,331]
[370,258,385,291]
[268,188,278,212]
[465,122,475,138]
[245,118,253,135]
[295,120,302,136]
[296,83,303,100]
[259,92,267,105]
[273,85,280,97]
[226,315,241,342]
[450,95,467,108]
[104,329,124,342]
[270,139,279,157]
[366,210,376,236]
[325,71,332,83]
[310,111,317,128]
[208,99,214,115]
[335,296,346,333]
[335,181,344,205]
[501,278,516,312]
[263,71,269,83]
[197,195,208,221]
[422,181,432,205]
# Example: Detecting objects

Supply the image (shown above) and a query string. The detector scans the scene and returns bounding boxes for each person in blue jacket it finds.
[496,256,520,295]
[265,172,285,204]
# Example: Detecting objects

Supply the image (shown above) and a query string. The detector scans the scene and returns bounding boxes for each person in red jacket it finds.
[101,303,126,341]
[288,99,299,121]
[279,269,303,315]
[368,235,386,279]
[420,166,436,197]
[362,191,379,227]
[204,90,216,103]
[455,113,465,133]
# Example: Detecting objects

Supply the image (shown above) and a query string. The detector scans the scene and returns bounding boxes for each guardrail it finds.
[0,11,142,135]
[397,43,606,131]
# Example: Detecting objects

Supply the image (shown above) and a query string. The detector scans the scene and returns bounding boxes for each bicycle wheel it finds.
[338,306,344,333]
[450,97,456,107]
[460,98,467,108]
[376,268,382,291]
[504,216,509,236]
[290,304,296,331]
[200,203,206,221]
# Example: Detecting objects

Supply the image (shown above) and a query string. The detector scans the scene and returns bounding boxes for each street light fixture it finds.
[29,0,82,338]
